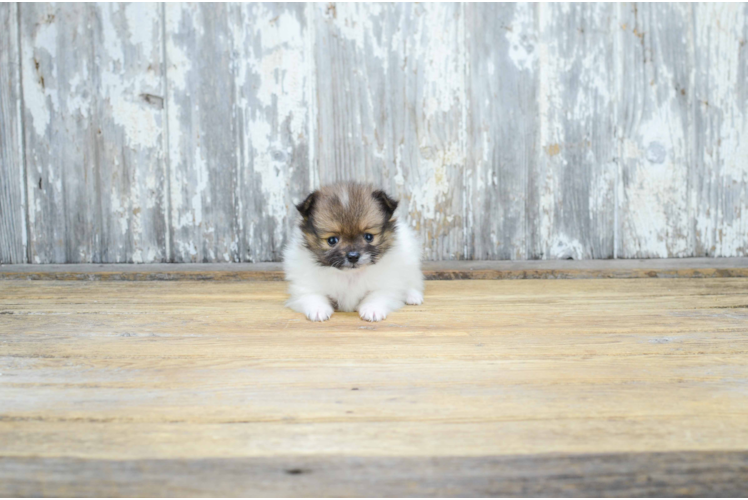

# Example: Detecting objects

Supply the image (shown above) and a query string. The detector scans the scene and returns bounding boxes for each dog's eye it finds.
[364,233,374,242]
[327,236,339,246]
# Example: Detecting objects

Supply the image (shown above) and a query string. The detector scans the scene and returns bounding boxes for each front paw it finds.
[405,289,424,305]
[359,303,388,322]
[305,303,333,322]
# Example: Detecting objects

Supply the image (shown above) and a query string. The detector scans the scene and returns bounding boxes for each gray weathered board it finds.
[1,3,746,263]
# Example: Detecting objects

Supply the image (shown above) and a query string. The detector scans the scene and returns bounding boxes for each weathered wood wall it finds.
[1,3,746,263]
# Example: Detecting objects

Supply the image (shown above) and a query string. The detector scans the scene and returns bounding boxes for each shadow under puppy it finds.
[283,182,424,322]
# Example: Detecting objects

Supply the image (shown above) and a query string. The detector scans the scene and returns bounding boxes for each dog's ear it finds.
[295,191,317,219]
[372,190,399,221]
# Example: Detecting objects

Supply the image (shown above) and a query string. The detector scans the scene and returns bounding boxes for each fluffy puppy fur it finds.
[283,182,424,322]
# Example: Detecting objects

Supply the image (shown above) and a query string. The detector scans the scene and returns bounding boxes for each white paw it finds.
[305,303,333,322]
[359,303,388,322]
[405,290,424,305]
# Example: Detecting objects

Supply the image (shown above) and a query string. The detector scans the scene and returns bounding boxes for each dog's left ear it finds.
[373,190,399,221]
[295,191,317,219]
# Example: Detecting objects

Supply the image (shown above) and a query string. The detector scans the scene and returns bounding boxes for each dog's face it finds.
[296,183,399,270]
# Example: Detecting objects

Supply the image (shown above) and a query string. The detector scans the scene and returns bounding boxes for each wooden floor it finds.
[2,277,748,496]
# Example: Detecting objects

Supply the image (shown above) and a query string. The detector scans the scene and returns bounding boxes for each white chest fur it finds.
[283,223,424,321]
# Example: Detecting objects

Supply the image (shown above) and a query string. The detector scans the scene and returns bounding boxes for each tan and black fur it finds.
[295,182,399,269]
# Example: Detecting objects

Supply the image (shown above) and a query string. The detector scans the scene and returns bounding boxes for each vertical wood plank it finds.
[93,3,168,263]
[21,3,167,263]
[314,3,466,260]
[692,4,748,257]
[465,3,537,260]
[618,3,694,258]
[165,3,311,263]
[165,4,237,263]
[0,3,27,263]
[528,3,617,260]
[21,3,98,263]
[313,3,392,186]
[233,3,312,262]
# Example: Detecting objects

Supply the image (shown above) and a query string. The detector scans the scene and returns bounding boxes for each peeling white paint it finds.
[226,4,307,259]
[125,3,158,50]
[408,142,462,222]
[100,4,124,62]
[333,3,388,64]
[535,3,619,259]
[22,22,57,137]
[626,161,685,256]
[418,5,464,118]
[246,117,288,242]
[692,3,748,256]
[10,2,748,263]
[537,4,559,253]
[506,4,536,72]
[184,144,208,229]
[304,3,318,190]
[100,4,161,150]
[65,70,90,119]
[245,9,307,141]
[165,5,192,92]
[618,3,694,259]
[548,233,585,260]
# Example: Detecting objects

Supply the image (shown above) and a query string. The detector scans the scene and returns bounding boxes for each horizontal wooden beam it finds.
[2,452,747,497]
[1,257,748,281]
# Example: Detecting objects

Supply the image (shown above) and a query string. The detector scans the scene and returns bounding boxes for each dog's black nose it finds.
[346,251,360,263]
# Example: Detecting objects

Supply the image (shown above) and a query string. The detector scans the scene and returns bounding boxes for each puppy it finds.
[283,182,424,322]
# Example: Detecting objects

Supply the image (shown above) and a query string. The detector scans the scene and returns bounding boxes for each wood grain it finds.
[165,3,312,263]
[20,4,167,264]
[529,3,617,260]
[165,3,238,263]
[314,3,466,260]
[1,278,748,495]
[3,3,748,263]
[465,4,535,260]
[3,452,747,497]
[92,3,168,264]
[233,3,312,263]
[0,3,27,264]
[618,3,694,259]
[692,3,748,257]
[21,3,97,263]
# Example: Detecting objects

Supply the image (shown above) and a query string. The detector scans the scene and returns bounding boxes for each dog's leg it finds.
[405,289,424,305]
[358,291,405,322]
[286,294,334,322]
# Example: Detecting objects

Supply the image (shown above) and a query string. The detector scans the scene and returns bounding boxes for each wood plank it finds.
[314,3,466,260]
[1,278,748,495]
[618,3,694,258]
[165,3,237,263]
[1,257,748,281]
[528,4,617,260]
[20,4,167,264]
[465,4,535,260]
[0,3,27,264]
[165,3,311,263]
[92,3,168,263]
[232,3,313,262]
[21,3,97,263]
[692,4,748,257]
[2,452,747,497]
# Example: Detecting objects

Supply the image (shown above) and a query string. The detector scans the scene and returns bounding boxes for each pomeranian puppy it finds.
[283,182,424,322]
